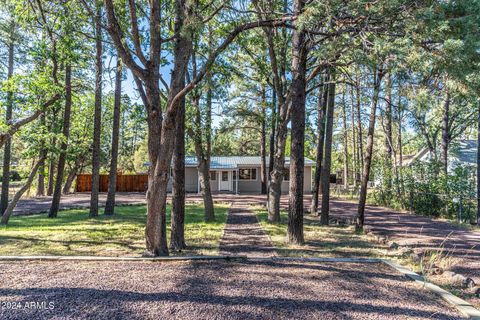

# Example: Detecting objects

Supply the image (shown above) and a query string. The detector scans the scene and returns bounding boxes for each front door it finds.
[219,171,231,191]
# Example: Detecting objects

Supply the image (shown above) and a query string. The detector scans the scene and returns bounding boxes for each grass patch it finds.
[255,207,385,258]
[0,204,228,256]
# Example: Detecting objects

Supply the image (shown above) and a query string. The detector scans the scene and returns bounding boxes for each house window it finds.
[283,168,289,181]
[222,171,229,181]
[210,171,216,181]
[239,168,257,180]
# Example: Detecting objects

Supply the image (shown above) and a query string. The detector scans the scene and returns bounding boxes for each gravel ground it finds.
[0,260,461,319]
[219,203,276,257]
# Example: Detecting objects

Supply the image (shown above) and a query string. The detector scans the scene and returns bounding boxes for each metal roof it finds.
[185,156,315,168]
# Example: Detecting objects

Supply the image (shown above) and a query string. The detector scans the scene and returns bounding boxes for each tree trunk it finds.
[37,114,47,196]
[310,73,328,214]
[49,65,73,218]
[267,120,287,222]
[342,92,349,188]
[47,148,56,196]
[320,71,336,225]
[170,87,186,250]
[383,74,393,191]
[350,85,358,187]
[477,100,480,225]
[63,157,84,194]
[356,68,384,231]
[441,89,450,176]
[1,156,45,225]
[104,56,123,216]
[287,6,307,244]
[268,89,276,178]
[260,88,267,194]
[89,6,103,217]
[355,76,364,171]
[1,23,15,215]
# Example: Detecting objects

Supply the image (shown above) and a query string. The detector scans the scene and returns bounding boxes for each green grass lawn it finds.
[255,207,385,259]
[0,204,229,256]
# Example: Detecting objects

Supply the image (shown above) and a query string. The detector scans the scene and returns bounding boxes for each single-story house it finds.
[166,156,315,194]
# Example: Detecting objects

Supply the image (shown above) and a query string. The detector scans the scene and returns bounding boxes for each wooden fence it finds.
[75,174,148,192]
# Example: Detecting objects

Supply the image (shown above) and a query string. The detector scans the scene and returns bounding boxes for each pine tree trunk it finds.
[287,6,307,244]
[356,69,384,231]
[320,71,336,225]
[441,89,450,176]
[46,149,56,196]
[260,88,267,194]
[383,74,393,191]
[63,157,84,194]
[350,85,357,187]
[310,73,328,214]
[477,101,480,225]
[267,121,287,223]
[342,93,349,188]
[89,6,103,217]
[1,23,15,215]
[104,57,123,216]
[355,76,364,171]
[1,156,45,225]
[37,114,47,196]
[170,88,186,250]
[49,65,73,218]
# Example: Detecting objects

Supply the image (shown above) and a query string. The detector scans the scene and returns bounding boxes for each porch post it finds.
[236,169,239,195]
[197,171,200,194]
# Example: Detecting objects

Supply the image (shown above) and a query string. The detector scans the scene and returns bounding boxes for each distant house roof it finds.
[408,139,478,168]
[185,156,315,169]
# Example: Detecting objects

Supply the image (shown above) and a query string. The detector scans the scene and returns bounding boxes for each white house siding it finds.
[280,166,312,194]
[166,167,199,193]
[167,165,313,194]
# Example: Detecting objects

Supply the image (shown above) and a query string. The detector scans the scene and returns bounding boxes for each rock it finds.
[462,277,476,289]
[389,242,399,250]
[430,266,444,276]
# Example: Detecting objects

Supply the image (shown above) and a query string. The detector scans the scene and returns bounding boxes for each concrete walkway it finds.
[219,203,276,257]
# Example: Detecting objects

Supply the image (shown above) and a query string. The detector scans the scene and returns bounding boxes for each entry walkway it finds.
[219,202,276,257]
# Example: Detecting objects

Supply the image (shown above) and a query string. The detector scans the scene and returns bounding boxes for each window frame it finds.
[210,171,216,181]
[238,168,257,181]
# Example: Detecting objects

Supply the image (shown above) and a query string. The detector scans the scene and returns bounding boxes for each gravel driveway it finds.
[0,259,461,319]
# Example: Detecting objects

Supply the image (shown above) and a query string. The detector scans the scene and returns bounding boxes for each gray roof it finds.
[450,140,477,166]
[185,156,315,169]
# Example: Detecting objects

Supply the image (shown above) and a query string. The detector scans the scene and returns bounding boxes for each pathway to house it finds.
[219,202,276,257]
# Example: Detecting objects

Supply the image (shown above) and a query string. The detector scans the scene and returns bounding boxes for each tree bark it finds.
[49,65,73,218]
[310,72,328,214]
[260,87,267,194]
[287,2,307,244]
[355,75,364,171]
[37,114,47,196]
[356,68,384,231]
[477,100,480,225]
[350,85,358,187]
[1,156,45,225]
[170,86,186,250]
[383,74,393,190]
[342,92,349,188]
[1,22,15,215]
[320,71,336,225]
[441,88,450,175]
[63,156,84,194]
[89,5,103,217]
[104,56,123,216]
[47,148,56,196]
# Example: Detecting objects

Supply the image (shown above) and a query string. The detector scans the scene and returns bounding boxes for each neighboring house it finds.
[410,139,477,172]
[166,156,315,194]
